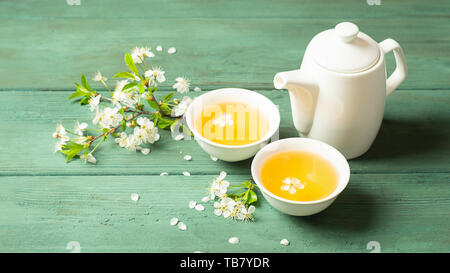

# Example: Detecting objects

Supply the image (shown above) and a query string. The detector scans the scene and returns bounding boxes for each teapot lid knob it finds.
[335,22,359,43]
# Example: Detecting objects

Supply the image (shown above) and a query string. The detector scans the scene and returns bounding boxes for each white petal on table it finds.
[168,47,177,54]
[280,238,290,246]
[178,222,187,231]
[228,237,239,245]
[183,171,191,176]
[195,204,205,211]
[130,193,139,202]
[189,200,197,209]
[170,217,179,226]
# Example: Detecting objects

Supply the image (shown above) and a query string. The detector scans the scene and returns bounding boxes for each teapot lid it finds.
[310,22,380,73]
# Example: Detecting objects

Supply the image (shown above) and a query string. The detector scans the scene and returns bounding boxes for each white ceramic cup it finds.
[251,137,350,216]
[185,88,280,162]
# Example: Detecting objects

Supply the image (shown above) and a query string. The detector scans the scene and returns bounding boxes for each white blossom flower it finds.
[88,94,101,112]
[145,68,166,83]
[125,134,139,151]
[131,193,139,202]
[93,107,123,129]
[115,132,128,147]
[93,71,107,82]
[167,47,176,54]
[131,46,154,64]
[171,96,192,117]
[213,197,235,217]
[172,77,190,93]
[213,114,234,127]
[54,139,68,153]
[113,80,137,107]
[228,237,239,245]
[136,117,160,144]
[73,136,89,145]
[80,153,96,164]
[52,124,67,139]
[280,239,290,246]
[74,121,88,136]
[241,205,255,221]
[170,217,178,226]
[208,171,230,199]
[281,177,304,195]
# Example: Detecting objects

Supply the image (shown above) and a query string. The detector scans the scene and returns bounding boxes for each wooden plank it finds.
[0,173,448,252]
[1,90,449,176]
[0,16,448,90]
[2,0,448,19]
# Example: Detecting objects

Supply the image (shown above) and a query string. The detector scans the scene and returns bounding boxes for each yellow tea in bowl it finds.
[195,102,269,146]
[260,151,338,202]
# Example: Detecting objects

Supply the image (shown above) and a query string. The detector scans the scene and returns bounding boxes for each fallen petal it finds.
[183,171,191,176]
[178,222,187,231]
[195,204,205,211]
[168,47,177,54]
[189,200,197,209]
[280,238,290,246]
[201,196,210,203]
[140,148,150,155]
[194,87,202,92]
[210,155,218,161]
[160,172,169,176]
[156,45,163,52]
[228,237,239,245]
[170,217,178,226]
[184,155,192,161]
[130,193,139,202]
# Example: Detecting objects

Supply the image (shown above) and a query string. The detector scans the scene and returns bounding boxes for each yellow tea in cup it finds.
[195,102,269,145]
[260,151,338,201]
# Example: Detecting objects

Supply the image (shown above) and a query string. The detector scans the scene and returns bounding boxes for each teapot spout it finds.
[274,69,319,136]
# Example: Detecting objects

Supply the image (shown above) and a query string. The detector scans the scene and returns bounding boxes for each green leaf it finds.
[74,83,90,94]
[80,96,90,105]
[241,180,251,188]
[158,117,176,129]
[160,104,172,116]
[60,142,86,163]
[113,71,138,80]
[124,53,139,75]
[147,99,159,110]
[81,74,92,91]
[68,89,87,101]
[247,190,258,205]
[138,82,145,93]
[163,92,175,102]
[122,120,126,131]
[123,82,138,91]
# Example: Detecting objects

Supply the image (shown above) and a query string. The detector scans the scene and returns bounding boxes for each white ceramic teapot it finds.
[274,22,407,159]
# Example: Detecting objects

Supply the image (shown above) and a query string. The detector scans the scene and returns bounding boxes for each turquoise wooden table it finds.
[0,0,449,253]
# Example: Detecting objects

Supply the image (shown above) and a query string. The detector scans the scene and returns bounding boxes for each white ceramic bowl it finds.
[251,138,350,216]
[185,88,280,162]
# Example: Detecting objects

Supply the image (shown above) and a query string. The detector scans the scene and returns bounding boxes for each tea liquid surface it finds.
[260,151,338,201]
[195,102,269,146]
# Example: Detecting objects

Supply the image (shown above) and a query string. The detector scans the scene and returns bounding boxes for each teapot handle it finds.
[379,38,408,96]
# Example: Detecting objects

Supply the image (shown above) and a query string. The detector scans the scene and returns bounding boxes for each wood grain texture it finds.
[1,90,449,176]
[0,0,449,253]
[0,174,448,253]
[0,1,449,90]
